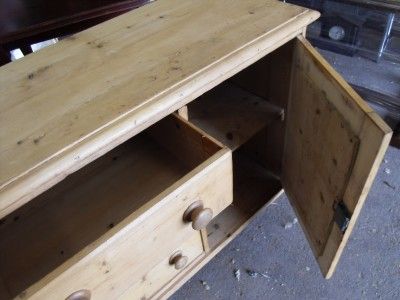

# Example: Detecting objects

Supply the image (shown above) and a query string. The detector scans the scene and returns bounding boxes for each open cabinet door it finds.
[282,36,392,278]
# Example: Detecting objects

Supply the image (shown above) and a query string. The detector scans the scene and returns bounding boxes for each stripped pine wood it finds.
[0,115,233,299]
[17,150,231,300]
[0,0,319,218]
[282,36,392,278]
[230,40,296,175]
[0,134,189,297]
[206,151,282,250]
[158,189,285,300]
[177,106,189,121]
[187,82,283,151]
[148,114,224,170]
[119,233,204,300]
[0,0,392,296]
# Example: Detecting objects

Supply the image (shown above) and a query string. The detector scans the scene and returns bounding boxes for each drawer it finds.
[180,35,391,280]
[120,232,203,300]
[0,115,233,299]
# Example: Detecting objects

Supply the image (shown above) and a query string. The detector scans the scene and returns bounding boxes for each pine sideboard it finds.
[0,0,392,299]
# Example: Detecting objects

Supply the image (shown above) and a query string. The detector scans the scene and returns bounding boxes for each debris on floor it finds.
[383,181,396,190]
[245,269,270,279]
[200,280,210,290]
[261,272,270,279]
[234,268,241,281]
[284,217,298,229]
[246,269,258,278]
[384,168,391,174]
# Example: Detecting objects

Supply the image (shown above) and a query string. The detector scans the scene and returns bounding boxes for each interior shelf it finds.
[187,82,284,151]
[187,81,284,251]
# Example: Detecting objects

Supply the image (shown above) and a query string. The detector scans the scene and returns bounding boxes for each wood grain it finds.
[148,114,223,170]
[187,82,283,151]
[0,0,319,218]
[231,40,296,175]
[119,233,204,300]
[282,36,392,278]
[159,190,284,299]
[0,134,187,298]
[0,115,232,299]
[207,151,282,250]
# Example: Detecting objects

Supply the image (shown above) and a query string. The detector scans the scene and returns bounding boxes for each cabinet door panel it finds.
[283,36,392,278]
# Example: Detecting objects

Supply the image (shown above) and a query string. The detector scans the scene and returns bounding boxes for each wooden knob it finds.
[169,251,188,270]
[183,201,213,230]
[65,290,91,300]
[191,207,213,230]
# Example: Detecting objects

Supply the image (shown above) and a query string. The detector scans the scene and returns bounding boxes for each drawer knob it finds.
[169,251,188,270]
[65,289,91,300]
[183,201,213,230]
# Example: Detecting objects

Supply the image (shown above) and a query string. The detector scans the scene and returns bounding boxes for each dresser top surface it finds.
[0,0,318,215]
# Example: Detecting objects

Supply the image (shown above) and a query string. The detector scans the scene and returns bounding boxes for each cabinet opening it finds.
[206,137,282,251]
[187,82,284,151]
[187,41,295,250]
[0,115,222,298]
[187,83,284,249]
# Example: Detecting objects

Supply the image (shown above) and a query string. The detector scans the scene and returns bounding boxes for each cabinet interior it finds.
[206,146,282,250]
[188,40,295,250]
[0,115,222,298]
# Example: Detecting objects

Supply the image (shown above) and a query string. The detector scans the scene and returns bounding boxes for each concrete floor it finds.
[171,51,400,299]
[320,49,400,98]
[321,50,400,133]
[171,146,400,300]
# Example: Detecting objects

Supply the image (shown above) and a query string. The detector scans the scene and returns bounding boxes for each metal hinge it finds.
[334,201,351,233]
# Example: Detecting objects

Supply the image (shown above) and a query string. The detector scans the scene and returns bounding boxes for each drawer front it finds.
[119,232,203,300]
[21,150,232,300]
